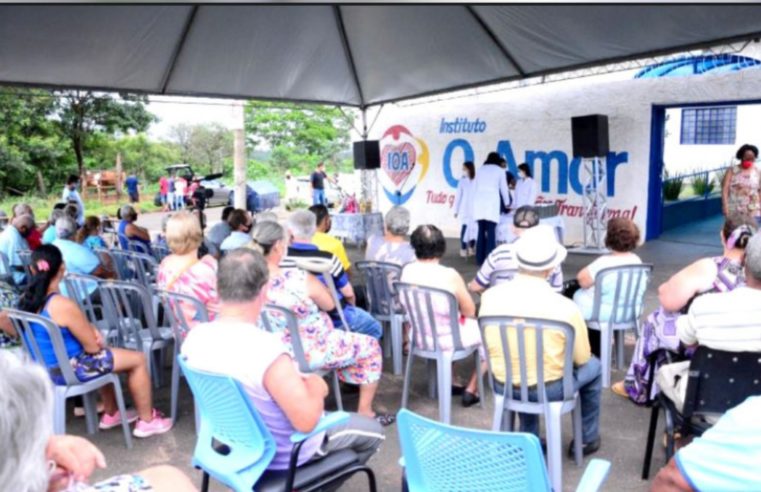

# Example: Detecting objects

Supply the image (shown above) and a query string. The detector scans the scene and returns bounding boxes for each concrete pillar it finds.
[232,101,247,210]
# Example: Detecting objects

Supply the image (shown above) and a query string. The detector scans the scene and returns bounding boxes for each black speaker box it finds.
[353,140,381,170]
[571,115,609,158]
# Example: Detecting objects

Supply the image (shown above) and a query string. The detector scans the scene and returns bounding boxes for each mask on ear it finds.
[741,160,754,170]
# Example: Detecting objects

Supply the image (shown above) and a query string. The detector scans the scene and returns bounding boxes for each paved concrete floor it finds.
[79,210,724,491]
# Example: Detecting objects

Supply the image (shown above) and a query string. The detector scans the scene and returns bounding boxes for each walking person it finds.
[454,161,477,258]
[472,152,512,266]
[125,173,139,204]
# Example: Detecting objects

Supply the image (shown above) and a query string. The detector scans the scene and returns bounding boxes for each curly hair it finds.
[735,143,759,160]
[604,217,640,252]
[410,225,446,260]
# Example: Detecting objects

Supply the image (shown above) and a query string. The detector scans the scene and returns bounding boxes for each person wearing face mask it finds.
[514,163,538,209]
[220,208,253,253]
[0,214,34,286]
[453,161,477,258]
[722,144,761,226]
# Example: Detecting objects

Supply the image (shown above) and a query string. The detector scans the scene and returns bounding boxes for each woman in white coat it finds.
[454,161,477,257]
[472,152,512,266]
[514,163,538,209]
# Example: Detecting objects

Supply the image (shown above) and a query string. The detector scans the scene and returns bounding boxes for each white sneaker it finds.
[459,249,467,258]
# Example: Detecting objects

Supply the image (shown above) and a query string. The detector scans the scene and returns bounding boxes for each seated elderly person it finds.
[480,225,603,456]
[310,204,352,273]
[52,216,113,281]
[205,205,234,257]
[285,210,382,340]
[401,224,486,407]
[219,209,252,253]
[0,352,193,492]
[655,232,761,413]
[469,206,563,294]
[251,221,393,426]
[41,206,66,245]
[156,212,219,334]
[365,206,416,266]
[573,217,643,356]
[0,214,34,286]
[16,245,171,438]
[182,249,385,472]
[12,203,42,250]
[117,205,152,254]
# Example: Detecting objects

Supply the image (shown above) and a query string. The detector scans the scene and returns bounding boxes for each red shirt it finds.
[26,227,42,250]
[159,176,169,195]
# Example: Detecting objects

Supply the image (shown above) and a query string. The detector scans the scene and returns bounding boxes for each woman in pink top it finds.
[400,224,486,407]
[156,212,219,337]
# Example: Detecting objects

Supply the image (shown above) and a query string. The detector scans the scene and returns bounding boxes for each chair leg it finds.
[383,320,392,354]
[426,360,437,399]
[109,377,133,449]
[572,400,583,466]
[331,371,343,411]
[475,352,485,409]
[83,392,99,435]
[642,404,660,480]
[546,405,564,492]
[491,394,504,431]
[600,326,612,388]
[391,316,403,376]
[401,352,415,409]
[437,355,453,424]
[170,355,180,424]
[615,330,625,370]
[201,471,210,492]
[54,393,67,435]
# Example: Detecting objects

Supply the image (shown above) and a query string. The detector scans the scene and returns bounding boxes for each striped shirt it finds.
[285,243,349,291]
[677,287,761,352]
[475,242,563,291]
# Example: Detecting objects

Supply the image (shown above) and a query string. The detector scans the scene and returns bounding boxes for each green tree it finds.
[168,123,233,176]
[55,90,156,179]
[244,101,354,174]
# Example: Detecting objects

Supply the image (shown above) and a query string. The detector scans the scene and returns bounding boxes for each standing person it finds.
[514,163,538,209]
[722,143,761,226]
[158,175,169,212]
[61,175,85,227]
[472,152,512,266]
[125,173,139,204]
[454,161,477,258]
[311,162,329,206]
[166,175,176,212]
[174,176,187,211]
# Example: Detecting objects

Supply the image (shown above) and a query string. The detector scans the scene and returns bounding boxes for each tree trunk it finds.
[73,135,85,182]
[36,170,47,196]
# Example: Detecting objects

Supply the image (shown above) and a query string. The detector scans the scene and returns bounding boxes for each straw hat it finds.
[514,225,567,271]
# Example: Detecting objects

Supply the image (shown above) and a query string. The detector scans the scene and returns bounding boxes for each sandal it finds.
[374,413,396,427]
[611,381,628,399]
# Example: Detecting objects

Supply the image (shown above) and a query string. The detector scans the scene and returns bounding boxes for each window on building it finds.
[680,106,737,145]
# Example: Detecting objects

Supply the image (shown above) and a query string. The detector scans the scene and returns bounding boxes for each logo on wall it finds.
[380,125,429,205]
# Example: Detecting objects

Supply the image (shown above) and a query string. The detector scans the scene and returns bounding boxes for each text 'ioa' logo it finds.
[380,125,429,206]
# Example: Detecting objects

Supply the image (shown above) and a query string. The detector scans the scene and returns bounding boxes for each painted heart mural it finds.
[379,125,429,206]
[381,142,417,187]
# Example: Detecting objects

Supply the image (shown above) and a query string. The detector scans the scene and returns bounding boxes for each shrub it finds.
[663,170,684,201]
[691,171,715,196]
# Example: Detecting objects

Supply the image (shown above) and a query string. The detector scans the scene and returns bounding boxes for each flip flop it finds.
[375,413,396,427]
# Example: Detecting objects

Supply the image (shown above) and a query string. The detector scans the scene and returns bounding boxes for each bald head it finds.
[11,214,34,235]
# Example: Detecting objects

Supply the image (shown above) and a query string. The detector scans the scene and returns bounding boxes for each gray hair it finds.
[55,216,78,240]
[63,204,79,221]
[251,220,288,257]
[287,210,317,240]
[48,208,64,223]
[385,206,411,237]
[256,211,279,224]
[12,203,33,220]
[746,233,761,282]
[12,214,35,230]
[217,248,269,303]
[120,205,137,222]
[0,352,53,492]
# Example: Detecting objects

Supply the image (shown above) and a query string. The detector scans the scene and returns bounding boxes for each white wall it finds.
[367,66,761,244]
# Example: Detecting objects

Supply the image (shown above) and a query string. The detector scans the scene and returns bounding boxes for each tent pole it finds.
[233,101,247,211]
[359,106,378,212]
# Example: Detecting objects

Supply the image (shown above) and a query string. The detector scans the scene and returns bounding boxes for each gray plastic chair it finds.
[61,273,113,341]
[95,248,130,281]
[18,248,33,278]
[155,289,208,425]
[586,264,653,387]
[128,239,151,255]
[355,260,404,375]
[152,242,171,263]
[104,249,158,287]
[290,257,350,330]
[259,304,343,411]
[6,308,133,448]
[488,268,517,287]
[396,282,484,424]
[478,315,584,492]
[0,250,13,284]
[99,281,174,389]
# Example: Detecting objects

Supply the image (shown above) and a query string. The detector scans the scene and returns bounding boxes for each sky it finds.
[146,96,243,140]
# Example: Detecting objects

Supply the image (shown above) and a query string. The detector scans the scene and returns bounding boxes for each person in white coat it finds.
[454,161,477,258]
[472,152,512,266]
[514,163,538,209]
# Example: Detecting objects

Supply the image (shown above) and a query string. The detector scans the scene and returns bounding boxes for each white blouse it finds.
[454,176,476,224]
[472,164,512,224]
[514,177,538,209]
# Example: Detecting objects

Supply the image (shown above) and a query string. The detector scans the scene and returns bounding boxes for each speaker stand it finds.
[569,156,610,255]
[360,168,379,212]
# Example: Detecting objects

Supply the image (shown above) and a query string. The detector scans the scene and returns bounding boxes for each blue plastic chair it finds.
[177,355,378,492]
[397,409,610,492]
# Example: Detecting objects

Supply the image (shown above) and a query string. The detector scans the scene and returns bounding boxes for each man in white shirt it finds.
[181,248,384,474]
[656,233,761,409]
[61,174,85,226]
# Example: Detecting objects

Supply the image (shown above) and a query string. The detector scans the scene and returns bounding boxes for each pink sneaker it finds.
[133,409,173,438]
[99,409,139,430]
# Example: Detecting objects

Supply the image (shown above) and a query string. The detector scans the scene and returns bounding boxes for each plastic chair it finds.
[95,248,130,281]
[128,239,151,255]
[641,346,761,479]
[6,308,133,449]
[396,282,484,424]
[99,280,174,389]
[290,257,350,330]
[478,315,585,492]
[397,409,610,492]
[259,304,343,411]
[61,272,112,340]
[103,249,157,286]
[18,248,33,278]
[488,268,517,287]
[177,355,377,492]
[355,260,405,375]
[0,250,13,285]
[152,242,171,263]
[585,264,653,387]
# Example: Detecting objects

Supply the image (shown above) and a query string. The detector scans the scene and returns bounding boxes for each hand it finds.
[46,435,106,490]
[303,373,329,398]
[93,330,105,349]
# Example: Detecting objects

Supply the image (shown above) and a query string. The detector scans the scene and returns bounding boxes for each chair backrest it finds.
[0,250,12,283]
[478,316,576,406]
[62,272,103,324]
[99,280,160,348]
[355,260,402,317]
[95,248,130,281]
[152,242,171,263]
[397,408,551,492]
[395,282,465,353]
[590,264,653,324]
[259,304,309,372]
[682,346,761,426]
[117,233,130,251]
[489,268,517,287]
[290,257,349,329]
[155,289,209,346]
[106,249,157,286]
[128,239,150,255]
[177,355,276,490]
[6,308,81,385]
